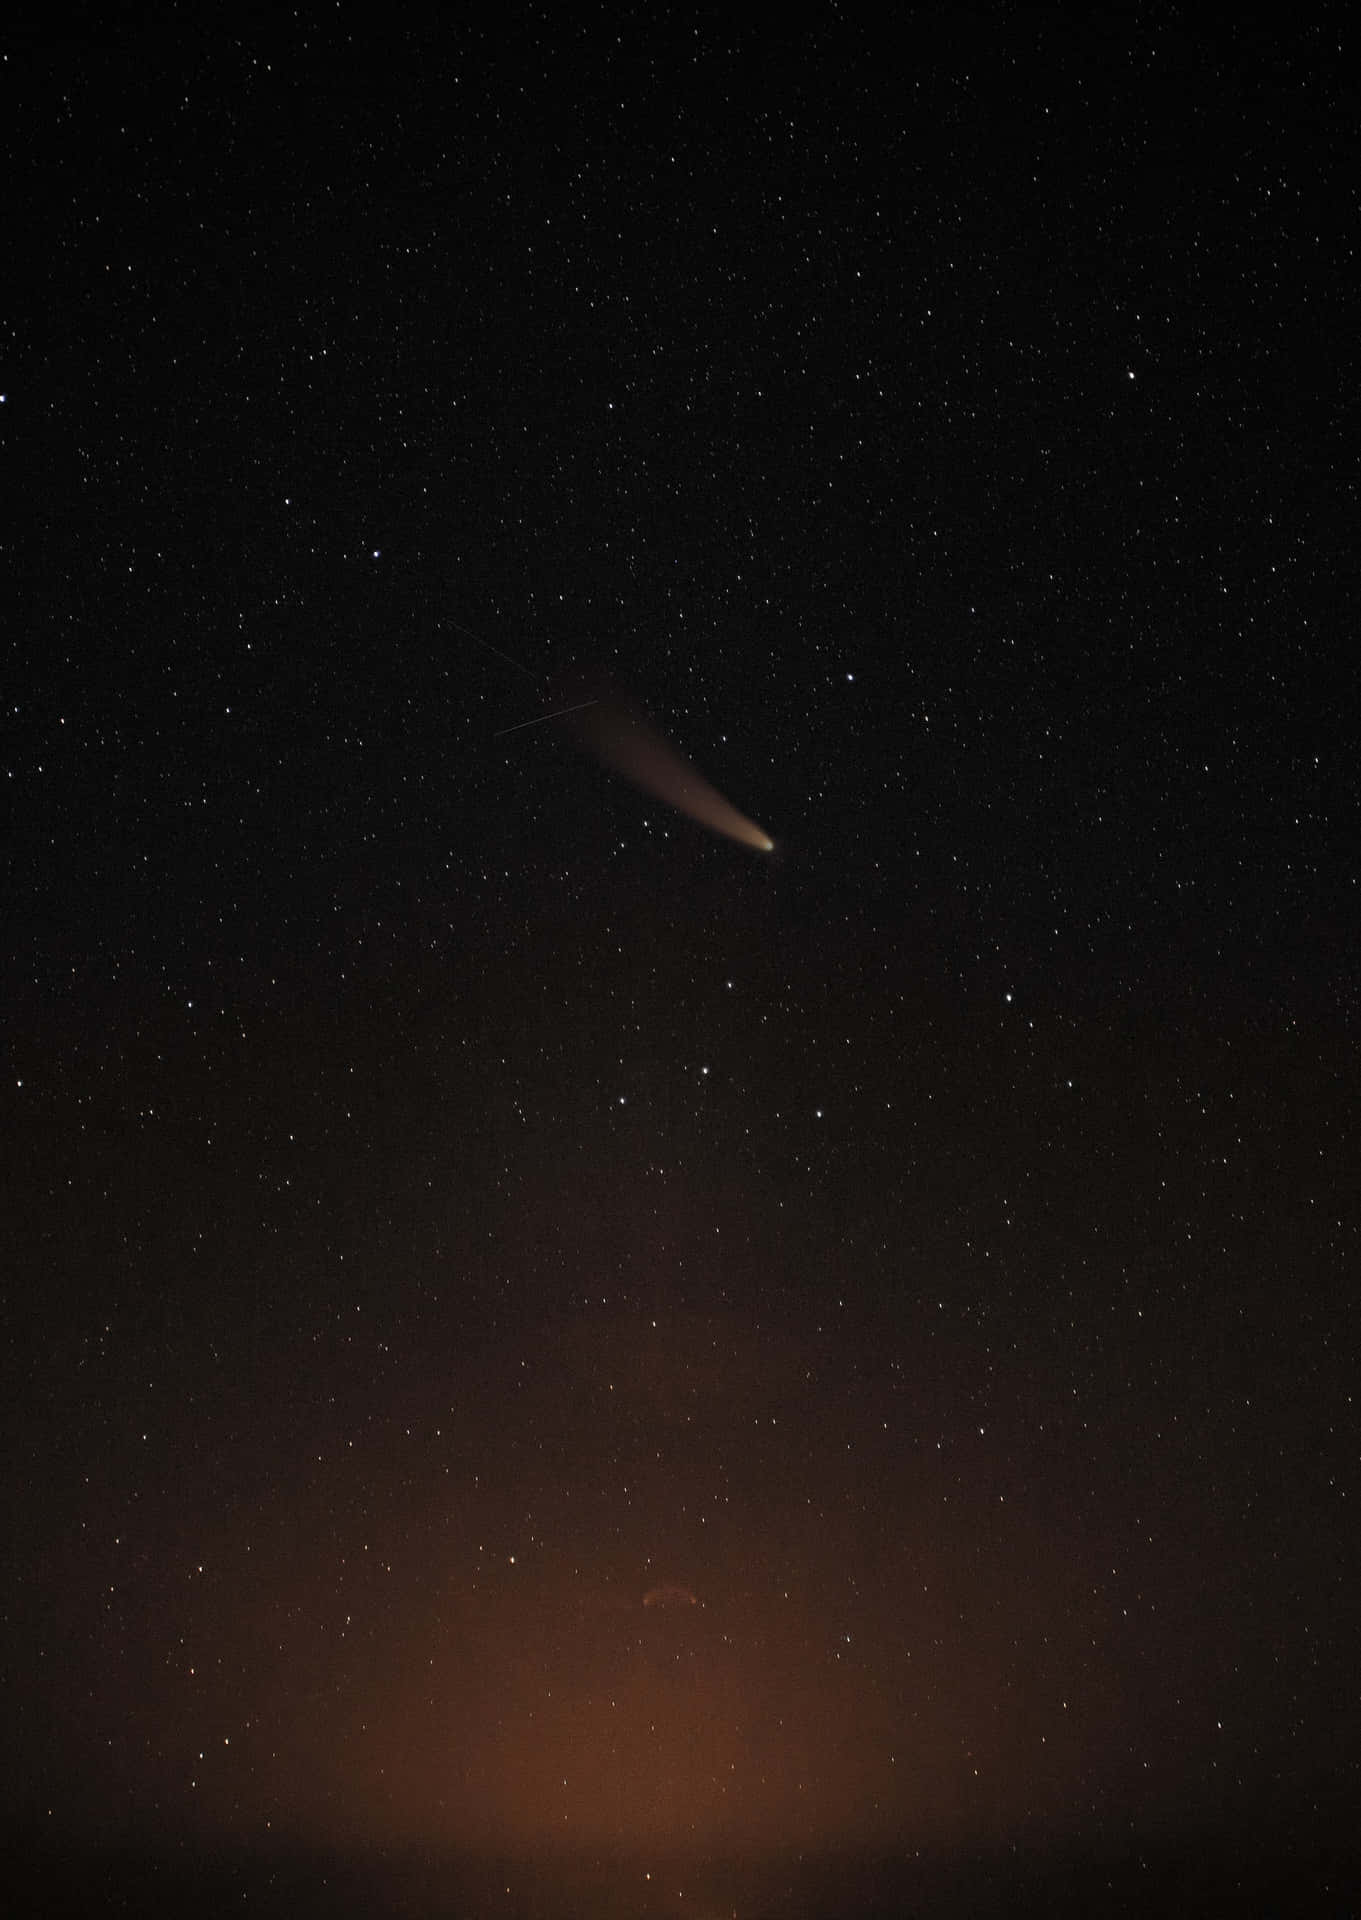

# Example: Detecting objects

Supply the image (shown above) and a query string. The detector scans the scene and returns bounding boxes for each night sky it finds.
[5,12,1358,1917]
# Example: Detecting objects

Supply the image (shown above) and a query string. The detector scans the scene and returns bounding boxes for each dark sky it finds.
[5,10,1358,1916]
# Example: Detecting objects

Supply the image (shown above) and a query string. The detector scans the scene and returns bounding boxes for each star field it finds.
[4,12,1358,1918]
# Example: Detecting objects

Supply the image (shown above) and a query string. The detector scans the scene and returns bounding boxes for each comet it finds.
[467,613,775,852]
[567,687,774,853]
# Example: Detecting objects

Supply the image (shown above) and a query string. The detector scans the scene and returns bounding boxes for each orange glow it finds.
[642,1583,699,1608]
